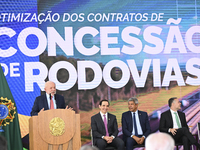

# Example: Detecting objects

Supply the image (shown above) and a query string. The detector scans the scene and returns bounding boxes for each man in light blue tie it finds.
[122,97,151,150]
[91,99,124,150]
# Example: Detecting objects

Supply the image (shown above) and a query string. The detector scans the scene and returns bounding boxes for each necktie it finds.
[50,96,54,109]
[174,112,181,128]
[133,112,138,136]
[103,115,109,136]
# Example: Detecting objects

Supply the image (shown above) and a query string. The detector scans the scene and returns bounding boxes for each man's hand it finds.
[132,135,140,144]
[39,108,44,113]
[65,105,73,111]
[170,128,178,135]
[137,137,145,144]
[104,136,113,143]
[132,136,144,144]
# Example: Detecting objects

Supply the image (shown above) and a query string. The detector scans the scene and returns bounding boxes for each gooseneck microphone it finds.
[49,93,51,100]
[49,93,57,107]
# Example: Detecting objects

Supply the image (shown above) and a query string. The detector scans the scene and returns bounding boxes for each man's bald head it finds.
[146,132,175,150]
[44,81,56,95]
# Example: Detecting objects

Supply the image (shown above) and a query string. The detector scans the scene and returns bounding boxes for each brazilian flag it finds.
[0,64,23,150]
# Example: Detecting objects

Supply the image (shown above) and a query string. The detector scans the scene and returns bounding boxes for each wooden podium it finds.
[29,109,81,150]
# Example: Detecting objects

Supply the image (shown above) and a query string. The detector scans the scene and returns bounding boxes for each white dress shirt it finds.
[131,110,143,136]
[99,111,115,139]
[170,109,182,128]
[46,93,57,109]
[100,111,108,122]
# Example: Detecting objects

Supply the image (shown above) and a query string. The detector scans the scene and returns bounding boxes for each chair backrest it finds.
[197,122,200,142]
[90,130,94,146]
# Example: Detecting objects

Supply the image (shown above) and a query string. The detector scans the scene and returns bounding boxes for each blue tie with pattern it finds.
[133,112,138,136]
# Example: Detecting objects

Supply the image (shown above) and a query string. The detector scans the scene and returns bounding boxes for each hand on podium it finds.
[39,108,44,113]
[66,105,73,111]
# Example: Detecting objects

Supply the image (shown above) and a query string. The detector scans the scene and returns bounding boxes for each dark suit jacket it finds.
[121,110,151,142]
[159,109,189,133]
[30,94,66,116]
[91,112,119,145]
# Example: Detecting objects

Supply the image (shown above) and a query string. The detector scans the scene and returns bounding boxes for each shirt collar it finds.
[100,111,107,117]
[46,93,54,99]
[170,109,177,114]
[131,110,138,115]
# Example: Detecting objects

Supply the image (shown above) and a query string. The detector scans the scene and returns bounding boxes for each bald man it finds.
[31,81,71,116]
[80,145,99,150]
[145,132,175,150]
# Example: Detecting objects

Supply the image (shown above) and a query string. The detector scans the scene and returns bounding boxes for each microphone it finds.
[54,94,57,107]
[49,93,57,108]
[49,93,51,100]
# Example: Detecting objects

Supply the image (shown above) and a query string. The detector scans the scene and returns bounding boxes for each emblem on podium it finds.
[49,117,65,136]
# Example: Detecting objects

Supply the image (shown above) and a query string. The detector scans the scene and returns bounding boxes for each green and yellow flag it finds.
[0,64,23,150]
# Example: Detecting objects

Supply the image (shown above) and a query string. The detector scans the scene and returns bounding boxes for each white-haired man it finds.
[146,132,175,150]
[31,81,72,116]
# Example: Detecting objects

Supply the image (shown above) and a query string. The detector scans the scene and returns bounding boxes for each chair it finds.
[104,147,117,150]
[197,122,200,144]
[197,122,200,150]
[133,144,145,149]
[175,142,183,150]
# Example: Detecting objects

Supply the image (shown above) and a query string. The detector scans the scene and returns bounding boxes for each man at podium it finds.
[31,81,71,116]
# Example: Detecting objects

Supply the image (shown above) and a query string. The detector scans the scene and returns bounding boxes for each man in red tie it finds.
[91,99,124,150]
[31,81,72,116]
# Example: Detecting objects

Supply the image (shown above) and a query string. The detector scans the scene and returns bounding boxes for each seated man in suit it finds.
[159,97,200,150]
[91,99,124,150]
[122,97,151,150]
[31,81,72,116]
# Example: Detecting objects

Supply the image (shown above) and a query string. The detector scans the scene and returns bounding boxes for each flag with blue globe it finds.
[0,64,23,150]
[0,103,9,132]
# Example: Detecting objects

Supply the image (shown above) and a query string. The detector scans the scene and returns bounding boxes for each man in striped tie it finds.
[91,99,124,150]
[159,97,200,150]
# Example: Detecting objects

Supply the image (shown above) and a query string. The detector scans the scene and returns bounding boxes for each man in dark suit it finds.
[159,97,200,150]
[91,99,124,150]
[31,81,72,116]
[122,97,151,150]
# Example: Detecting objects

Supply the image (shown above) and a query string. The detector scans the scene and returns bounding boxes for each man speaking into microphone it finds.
[31,81,72,116]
